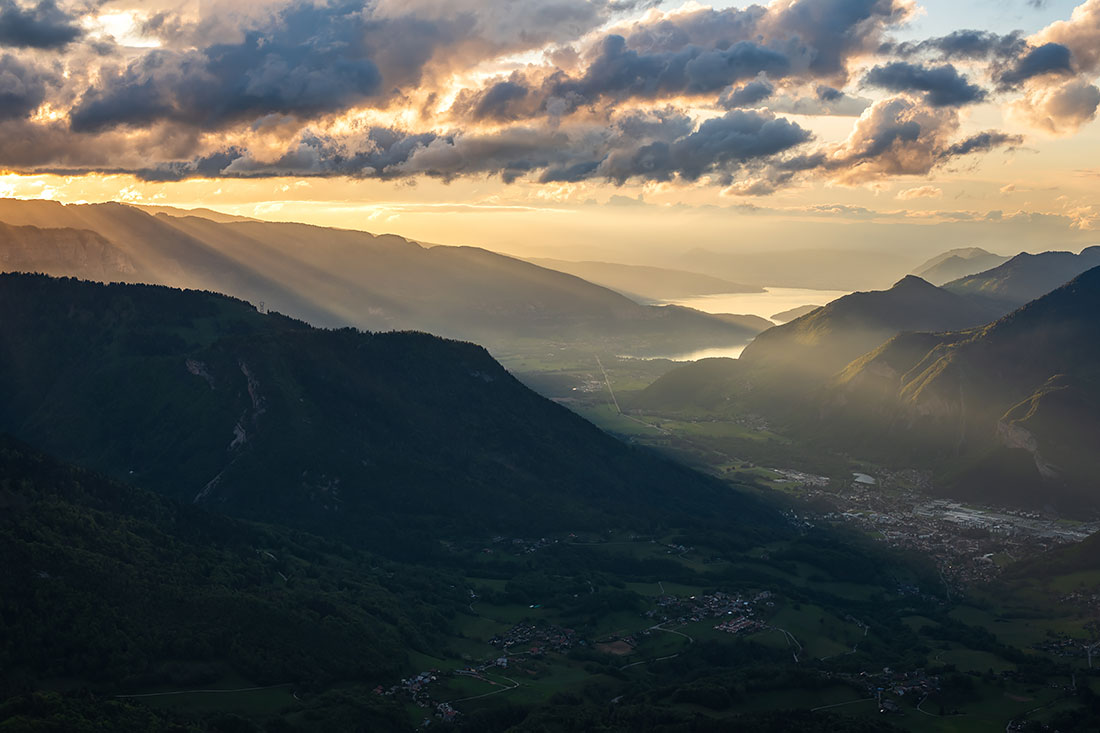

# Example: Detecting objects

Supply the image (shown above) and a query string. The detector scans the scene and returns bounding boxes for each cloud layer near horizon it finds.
[0,0,1096,194]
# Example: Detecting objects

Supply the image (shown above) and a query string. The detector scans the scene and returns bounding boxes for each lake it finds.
[665,287,850,321]
[643,287,850,362]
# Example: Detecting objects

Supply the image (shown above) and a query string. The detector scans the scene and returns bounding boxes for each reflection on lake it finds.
[665,287,850,321]
[628,287,852,363]
[636,344,750,362]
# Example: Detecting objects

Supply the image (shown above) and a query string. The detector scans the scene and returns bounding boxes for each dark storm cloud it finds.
[719,79,775,108]
[863,62,987,106]
[0,0,1058,191]
[71,3,388,131]
[69,1,479,132]
[112,107,810,186]
[997,42,1074,86]
[624,0,911,75]
[760,0,913,75]
[886,30,1026,60]
[0,52,51,119]
[457,34,794,122]
[598,110,812,183]
[550,34,791,104]
[454,0,912,122]
[466,80,528,120]
[0,0,81,49]
[943,130,1024,157]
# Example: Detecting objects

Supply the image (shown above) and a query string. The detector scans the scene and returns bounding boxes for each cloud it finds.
[863,61,987,106]
[827,97,958,182]
[789,97,1020,185]
[452,77,530,121]
[886,30,1025,60]
[1011,76,1100,133]
[942,130,1024,156]
[504,34,794,120]
[997,42,1074,87]
[754,0,915,76]
[767,85,871,116]
[0,0,81,49]
[0,53,51,119]
[97,106,811,187]
[371,0,613,48]
[896,184,942,199]
[70,3,393,132]
[0,0,1093,197]
[1036,0,1100,74]
[454,0,914,122]
[597,109,812,183]
[627,0,914,78]
[719,79,775,108]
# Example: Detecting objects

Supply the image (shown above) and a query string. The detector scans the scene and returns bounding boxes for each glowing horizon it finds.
[0,0,1095,260]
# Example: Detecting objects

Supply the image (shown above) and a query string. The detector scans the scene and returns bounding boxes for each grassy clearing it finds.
[572,404,665,436]
[902,615,940,632]
[937,647,1016,674]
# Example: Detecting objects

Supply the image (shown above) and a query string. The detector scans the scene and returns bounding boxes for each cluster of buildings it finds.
[772,468,830,487]
[714,616,762,635]
[775,466,1098,588]
[480,535,561,555]
[424,703,457,726]
[1032,630,1100,663]
[647,590,771,626]
[1058,591,1100,614]
[374,670,440,708]
[489,622,580,655]
[827,666,941,712]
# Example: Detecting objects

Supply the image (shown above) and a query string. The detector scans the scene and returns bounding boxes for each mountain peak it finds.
[891,274,935,290]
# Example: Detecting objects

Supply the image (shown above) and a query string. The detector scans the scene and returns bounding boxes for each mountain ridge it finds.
[912,247,1010,286]
[944,246,1100,308]
[0,273,778,551]
[826,265,1100,510]
[0,199,757,357]
[737,274,1004,379]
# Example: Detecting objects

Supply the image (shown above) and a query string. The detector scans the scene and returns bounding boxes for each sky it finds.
[0,0,1097,261]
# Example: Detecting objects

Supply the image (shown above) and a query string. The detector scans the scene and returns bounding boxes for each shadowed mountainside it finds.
[633,268,1100,511]
[0,274,777,552]
[0,435,449,699]
[826,265,1100,511]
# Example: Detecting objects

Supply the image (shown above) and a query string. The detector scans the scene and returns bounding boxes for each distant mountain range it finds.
[526,257,762,301]
[674,247,917,290]
[771,304,822,323]
[829,266,1100,511]
[0,274,776,551]
[911,247,1010,286]
[944,246,1100,309]
[0,221,139,282]
[631,261,1100,512]
[0,199,757,358]
[630,275,1002,414]
[738,275,1004,380]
